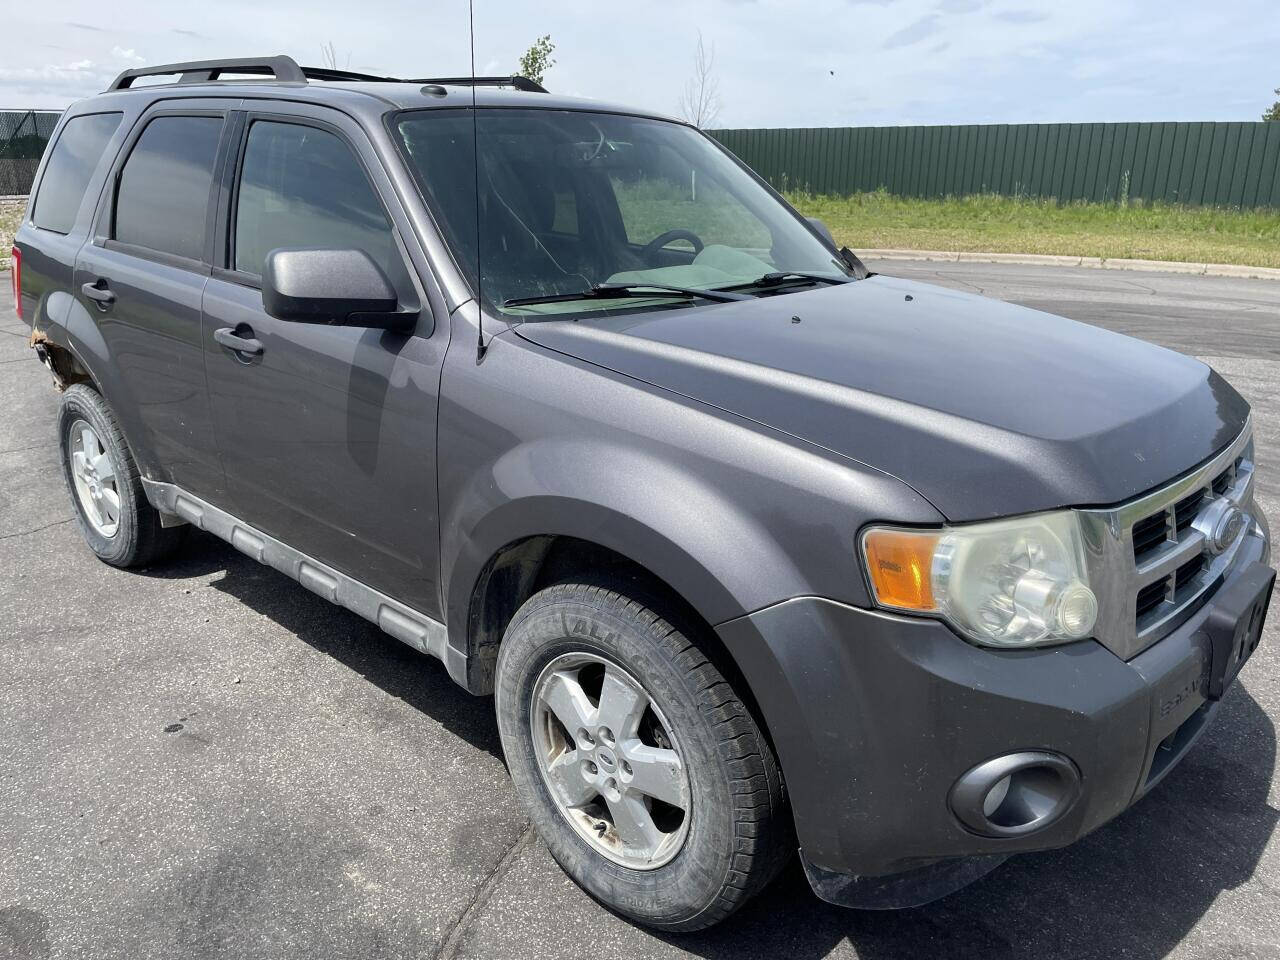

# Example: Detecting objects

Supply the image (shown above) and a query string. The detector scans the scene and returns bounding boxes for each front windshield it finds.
[393,108,851,319]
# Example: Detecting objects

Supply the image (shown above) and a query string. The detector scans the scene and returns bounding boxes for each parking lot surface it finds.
[2,261,1280,959]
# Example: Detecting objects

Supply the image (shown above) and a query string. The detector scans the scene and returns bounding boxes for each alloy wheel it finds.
[530,651,692,869]
[68,418,121,538]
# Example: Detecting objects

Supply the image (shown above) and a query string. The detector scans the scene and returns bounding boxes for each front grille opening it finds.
[1173,554,1207,600]
[1132,512,1169,562]
[1145,702,1213,791]
[1173,488,1207,533]
[1135,578,1169,621]
[1211,466,1233,496]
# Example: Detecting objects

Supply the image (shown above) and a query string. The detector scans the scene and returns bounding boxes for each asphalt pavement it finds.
[2,261,1279,960]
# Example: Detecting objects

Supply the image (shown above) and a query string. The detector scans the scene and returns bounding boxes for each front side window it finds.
[114,115,223,260]
[31,112,122,234]
[393,108,849,320]
[233,121,398,278]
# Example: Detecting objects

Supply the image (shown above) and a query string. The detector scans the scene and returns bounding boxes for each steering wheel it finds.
[640,229,705,260]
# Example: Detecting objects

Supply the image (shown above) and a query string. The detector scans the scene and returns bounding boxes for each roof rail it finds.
[106,56,549,94]
[408,76,548,94]
[107,56,306,91]
[298,66,402,83]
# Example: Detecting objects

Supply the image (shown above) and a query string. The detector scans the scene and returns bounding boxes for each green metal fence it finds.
[711,122,1280,209]
[1,109,62,196]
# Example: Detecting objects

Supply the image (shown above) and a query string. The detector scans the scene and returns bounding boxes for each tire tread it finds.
[60,384,186,568]
[501,574,791,931]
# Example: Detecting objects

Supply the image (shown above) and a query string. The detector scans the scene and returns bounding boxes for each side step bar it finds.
[142,480,466,686]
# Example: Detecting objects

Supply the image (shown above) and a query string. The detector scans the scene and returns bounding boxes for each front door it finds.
[202,105,446,615]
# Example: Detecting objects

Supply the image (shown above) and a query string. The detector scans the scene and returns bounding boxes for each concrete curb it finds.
[862,249,1280,281]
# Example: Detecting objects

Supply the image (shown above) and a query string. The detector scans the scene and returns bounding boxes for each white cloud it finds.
[3,0,1279,124]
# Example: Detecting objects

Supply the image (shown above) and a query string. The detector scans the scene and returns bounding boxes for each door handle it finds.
[213,326,264,357]
[81,279,116,310]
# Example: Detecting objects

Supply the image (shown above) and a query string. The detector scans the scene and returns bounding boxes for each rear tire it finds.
[495,575,790,931]
[58,384,187,568]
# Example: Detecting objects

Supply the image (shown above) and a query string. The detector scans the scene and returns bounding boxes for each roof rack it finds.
[108,56,306,91]
[106,55,548,94]
[407,76,548,93]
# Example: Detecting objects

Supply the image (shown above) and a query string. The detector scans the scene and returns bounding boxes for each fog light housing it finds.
[950,751,1081,838]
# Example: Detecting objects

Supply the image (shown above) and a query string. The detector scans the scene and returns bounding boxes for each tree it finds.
[319,41,349,72]
[678,31,721,130]
[518,35,556,86]
[1265,88,1280,122]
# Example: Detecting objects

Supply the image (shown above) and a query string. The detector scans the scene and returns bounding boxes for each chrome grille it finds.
[1078,422,1259,661]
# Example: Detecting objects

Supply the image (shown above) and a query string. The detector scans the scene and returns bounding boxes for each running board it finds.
[142,480,464,684]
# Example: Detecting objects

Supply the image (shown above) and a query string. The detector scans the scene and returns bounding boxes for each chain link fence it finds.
[1,109,62,197]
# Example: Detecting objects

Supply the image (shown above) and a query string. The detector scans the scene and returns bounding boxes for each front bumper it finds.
[717,517,1271,892]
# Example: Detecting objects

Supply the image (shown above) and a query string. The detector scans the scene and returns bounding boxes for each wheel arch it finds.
[457,529,780,770]
[445,493,786,703]
[38,300,161,479]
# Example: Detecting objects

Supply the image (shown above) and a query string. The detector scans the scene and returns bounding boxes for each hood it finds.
[513,275,1249,521]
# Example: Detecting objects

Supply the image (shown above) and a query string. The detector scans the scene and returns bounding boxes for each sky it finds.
[5,0,1279,128]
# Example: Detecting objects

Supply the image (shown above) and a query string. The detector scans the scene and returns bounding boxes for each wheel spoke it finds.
[91,452,115,483]
[531,651,692,870]
[543,749,597,808]
[606,792,664,856]
[541,670,596,734]
[100,488,120,525]
[81,427,97,457]
[623,743,687,809]
[596,667,646,740]
[71,451,88,478]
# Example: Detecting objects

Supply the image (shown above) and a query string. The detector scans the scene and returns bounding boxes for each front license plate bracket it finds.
[1202,562,1275,701]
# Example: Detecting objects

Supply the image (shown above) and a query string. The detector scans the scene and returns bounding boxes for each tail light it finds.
[9,246,19,322]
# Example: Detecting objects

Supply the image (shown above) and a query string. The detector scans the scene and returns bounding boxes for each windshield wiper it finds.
[504,282,748,309]
[716,272,854,294]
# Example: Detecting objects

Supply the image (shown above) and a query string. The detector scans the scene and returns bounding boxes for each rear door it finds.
[75,100,237,502]
[202,101,447,615]
[16,110,125,332]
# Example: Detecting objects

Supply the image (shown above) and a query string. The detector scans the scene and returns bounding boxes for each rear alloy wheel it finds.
[67,418,122,538]
[58,384,187,568]
[496,576,791,931]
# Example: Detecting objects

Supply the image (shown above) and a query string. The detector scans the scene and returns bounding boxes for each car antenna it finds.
[470,0,486,361]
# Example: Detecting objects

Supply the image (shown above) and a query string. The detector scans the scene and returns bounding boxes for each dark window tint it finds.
[115,115,223,260]
[234,121,397,278]
[31,113,122,234]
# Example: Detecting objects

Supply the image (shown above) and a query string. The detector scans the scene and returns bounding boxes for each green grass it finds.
[6,189,1279,272]
[786,190,1280,268]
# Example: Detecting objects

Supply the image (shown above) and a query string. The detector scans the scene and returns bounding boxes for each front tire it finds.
[495,576,790,931]
[58,384,186,568]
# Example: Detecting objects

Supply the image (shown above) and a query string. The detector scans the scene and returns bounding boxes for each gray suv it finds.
[12,55,1274,931]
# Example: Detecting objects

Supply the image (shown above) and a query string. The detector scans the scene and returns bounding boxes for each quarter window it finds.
[31,112,122,234]
[233,121,398,278]
[114,115,223,260]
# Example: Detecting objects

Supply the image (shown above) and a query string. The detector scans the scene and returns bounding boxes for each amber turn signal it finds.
[862,528,939,611]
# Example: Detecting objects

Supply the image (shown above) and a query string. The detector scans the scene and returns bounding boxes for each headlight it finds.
[861,511,1097,648]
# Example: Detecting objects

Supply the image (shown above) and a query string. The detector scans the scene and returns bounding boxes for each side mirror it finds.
[805,217,836,249]
[262,248,416,331]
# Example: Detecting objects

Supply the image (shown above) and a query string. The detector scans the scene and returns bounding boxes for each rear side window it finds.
[114,115,223,261]
[233,120,398,278]
[31,113,122,234]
